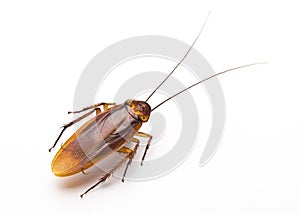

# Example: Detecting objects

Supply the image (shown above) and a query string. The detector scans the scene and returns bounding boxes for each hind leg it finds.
[80,138,139,198]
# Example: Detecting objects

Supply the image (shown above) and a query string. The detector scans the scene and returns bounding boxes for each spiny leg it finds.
[49,109,96,152]
[135,132,153,166]
[68,102,115,114]
[120,138,139,182]
[80,146,133,198]
[80,175,108,198]
[80,140,139,198]
[50,102,110,152]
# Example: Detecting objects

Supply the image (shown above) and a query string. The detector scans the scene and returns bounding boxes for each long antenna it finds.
[145,11,211,102]
[151,62,266,112]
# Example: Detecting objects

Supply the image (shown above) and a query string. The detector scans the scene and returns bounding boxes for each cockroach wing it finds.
[51,104,142,177]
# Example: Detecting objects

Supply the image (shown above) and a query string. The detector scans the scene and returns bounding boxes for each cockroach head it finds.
[126,99,151,122]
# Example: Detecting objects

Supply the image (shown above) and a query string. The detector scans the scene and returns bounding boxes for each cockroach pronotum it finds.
[49,13,265,197]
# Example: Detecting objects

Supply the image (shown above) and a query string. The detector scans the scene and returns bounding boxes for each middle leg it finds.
[68,102,115,114]
[118,138,140,182]
[135,132,152,166]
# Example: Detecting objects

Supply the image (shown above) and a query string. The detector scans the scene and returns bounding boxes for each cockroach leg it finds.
[135,132,153,166]
[95,103,115,115]
[80,146,135,198]
[81,139,141,197]
[68,102,115,114]
[120,138,139,182]
[80,176,107,198]
[117,147,133,154]
[81,169,88,175]
[49,109,96,152]
[95,108,101,115]
[102,103,115,111]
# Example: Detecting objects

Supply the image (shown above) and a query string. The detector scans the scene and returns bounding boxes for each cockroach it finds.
[49,14,264,197]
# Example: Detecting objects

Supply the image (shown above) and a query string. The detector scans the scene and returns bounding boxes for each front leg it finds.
[135,132,153,166]
[118,138,139,182]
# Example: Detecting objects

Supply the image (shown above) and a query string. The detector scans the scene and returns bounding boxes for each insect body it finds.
[49,13,264,197]
[50,100,153,197]
[51,100,151,177]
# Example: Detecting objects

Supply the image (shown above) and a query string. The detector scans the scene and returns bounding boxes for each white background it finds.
[1,0,299,213]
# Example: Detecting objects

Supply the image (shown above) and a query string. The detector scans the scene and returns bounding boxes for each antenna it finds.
[145,11,211,102]
[151,62,266,112]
